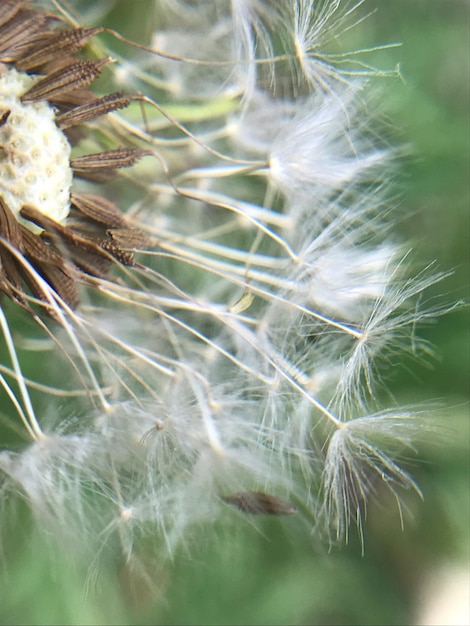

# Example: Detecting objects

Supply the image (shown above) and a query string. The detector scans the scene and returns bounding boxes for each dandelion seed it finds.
[222,491,298,516]
[321,411,423,548]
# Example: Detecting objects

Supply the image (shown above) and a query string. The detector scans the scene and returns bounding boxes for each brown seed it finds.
[106,228,150,249]
[20,225,79,310]
[16,27,104,71]
[56,92,132,129]
[49,87,96,108]
[71,148,151,172]
[0,1,27,29]
[70,192,128,228]
[20,58,111,104]
[222,491,298,515]
[20,205,137,275]
[0,196,23,251]
[20,205,107,256]
[0,9,54,60]
[0,197,24,299]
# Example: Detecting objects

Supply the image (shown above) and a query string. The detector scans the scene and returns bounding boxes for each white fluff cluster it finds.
[0,0,440,571]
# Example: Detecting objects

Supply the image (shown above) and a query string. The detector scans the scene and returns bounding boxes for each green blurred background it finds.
[0,1,468,624]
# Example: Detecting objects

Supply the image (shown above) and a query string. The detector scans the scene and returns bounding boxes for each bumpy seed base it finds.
[0,67,72,232]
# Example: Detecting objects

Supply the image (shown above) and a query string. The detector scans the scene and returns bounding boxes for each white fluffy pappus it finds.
[0,0,447,572]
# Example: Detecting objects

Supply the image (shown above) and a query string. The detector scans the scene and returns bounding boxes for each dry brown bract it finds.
[0,0,149,317]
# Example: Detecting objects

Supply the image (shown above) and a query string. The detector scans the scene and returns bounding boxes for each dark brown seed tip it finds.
[222,491,298,516]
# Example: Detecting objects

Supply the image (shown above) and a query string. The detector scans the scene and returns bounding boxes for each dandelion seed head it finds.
[0,6,150,312]
[0,67,72,231]
[0,0,447,568]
